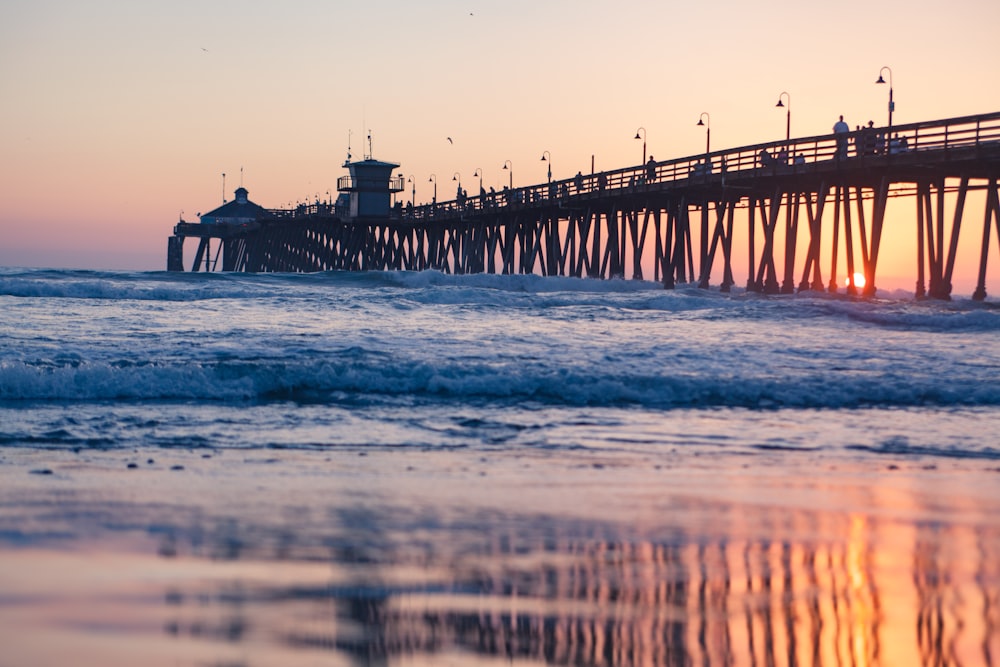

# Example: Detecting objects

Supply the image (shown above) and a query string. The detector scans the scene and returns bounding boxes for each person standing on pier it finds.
[833,115,850,159]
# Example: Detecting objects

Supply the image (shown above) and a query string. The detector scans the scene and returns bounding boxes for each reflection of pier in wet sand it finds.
[3,448,999,667]
[156,502,999,666]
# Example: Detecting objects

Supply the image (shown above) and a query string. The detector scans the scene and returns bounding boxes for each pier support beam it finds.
[973,178,1000,301]
[167,237,184,272]
[798,183,829,292]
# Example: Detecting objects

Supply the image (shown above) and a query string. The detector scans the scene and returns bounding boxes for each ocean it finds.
[1,267,999,666]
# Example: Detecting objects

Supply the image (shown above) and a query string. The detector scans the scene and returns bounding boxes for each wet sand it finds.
[1,445,999,666]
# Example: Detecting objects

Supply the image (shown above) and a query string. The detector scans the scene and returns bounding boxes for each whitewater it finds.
[1,267,998,456]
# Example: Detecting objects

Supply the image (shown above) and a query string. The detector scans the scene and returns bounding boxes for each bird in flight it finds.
[447,137,453,144]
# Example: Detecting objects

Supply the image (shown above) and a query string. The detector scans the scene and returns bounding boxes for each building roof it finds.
[200,187,268,223]
[347,158,401,169]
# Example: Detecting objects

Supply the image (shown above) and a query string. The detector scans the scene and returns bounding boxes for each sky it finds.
[1,0,999,292]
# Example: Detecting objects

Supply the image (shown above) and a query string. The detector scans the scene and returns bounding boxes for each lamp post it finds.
[428,174,437,203]
[473,168,483,193]
[634,127,646,165]
[697,113,710,155]
[407,175,416,206]
[775,92,790,143]
[502,160,512,189]
[540,151,551,182]
[876,66,894,136]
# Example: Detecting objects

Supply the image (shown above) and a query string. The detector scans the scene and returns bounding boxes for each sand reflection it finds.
[151,504,998,666]
[2,450,999,666]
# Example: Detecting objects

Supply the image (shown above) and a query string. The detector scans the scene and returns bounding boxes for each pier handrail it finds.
[397,111,1000,222]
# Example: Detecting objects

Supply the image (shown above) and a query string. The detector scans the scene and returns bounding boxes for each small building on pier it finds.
[200,187,267,224]
[337,158,405,218]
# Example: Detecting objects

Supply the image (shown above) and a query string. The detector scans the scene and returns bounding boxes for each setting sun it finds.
[850,272,867,289]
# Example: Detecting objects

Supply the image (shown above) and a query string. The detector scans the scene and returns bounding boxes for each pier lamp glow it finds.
[876,67,894,136]
[775,92,790,143]
[502,160,513,189]
[428,174,437,203]
[634,127,646,165]
[697,113,710,155]
[540,151,552,182]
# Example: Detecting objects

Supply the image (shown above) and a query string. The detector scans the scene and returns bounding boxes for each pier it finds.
[168,112,1000,299]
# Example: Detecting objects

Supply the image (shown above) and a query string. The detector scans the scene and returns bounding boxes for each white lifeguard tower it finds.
[336,133,404,218]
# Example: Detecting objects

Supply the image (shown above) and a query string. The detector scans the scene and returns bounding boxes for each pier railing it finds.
[396,111,1000,222]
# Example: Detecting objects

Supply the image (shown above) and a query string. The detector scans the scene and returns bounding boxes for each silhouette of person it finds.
[833,115,850,159]
[574,171,584,193]
[646,156,656,182]
[858,120,876,156]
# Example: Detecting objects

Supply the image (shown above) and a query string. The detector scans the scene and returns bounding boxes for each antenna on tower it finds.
[346,129,352,163]
[366,130,373,160]
[222,172,226,203]
[240,166,244,188]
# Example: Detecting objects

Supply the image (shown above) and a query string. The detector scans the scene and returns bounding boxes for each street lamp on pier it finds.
[876,66,894,136]
[697,113,710,155]
[428,174,437,203]
[634,127,646,165]
[540,151,551,182]
[775,92,790,143]
[407,175,416,206]
[473,168,483,193]
[502,160,512,189]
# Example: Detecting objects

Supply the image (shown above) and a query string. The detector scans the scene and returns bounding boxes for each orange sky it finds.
[1,0,998,293]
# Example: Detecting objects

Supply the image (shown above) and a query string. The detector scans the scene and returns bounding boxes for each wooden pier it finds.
[168,112,1000,299]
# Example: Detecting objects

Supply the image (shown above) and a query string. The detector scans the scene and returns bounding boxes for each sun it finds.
[849,272,866,289]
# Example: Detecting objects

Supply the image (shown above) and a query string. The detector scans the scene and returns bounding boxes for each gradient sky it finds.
[1,0,999,291]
